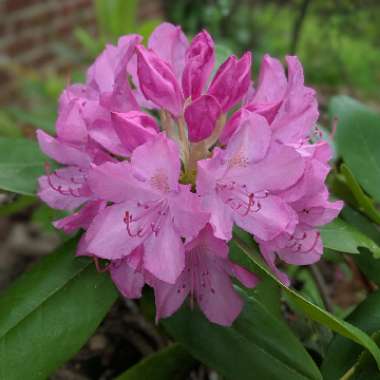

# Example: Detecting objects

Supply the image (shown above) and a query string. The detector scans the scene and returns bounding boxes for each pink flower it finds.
[53,200,106,234]
[197,111,304,241]
[36,128,111,232]
[111,111,159,153]
[147,22,189,79]
[134,24,252,144]
[136,45,184,117]
[109,246,146,299]
[208,52,252,112]
[60,35,142,157]
[150,225,259,326]
[259,189,343,285]
[36,22,342,326]
[182,30,215,99]
[220,55,318,146]
[83,134,209,283]
[184,94,221,142]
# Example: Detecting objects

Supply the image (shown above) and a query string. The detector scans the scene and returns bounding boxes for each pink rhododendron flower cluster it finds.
[37,23,343,326]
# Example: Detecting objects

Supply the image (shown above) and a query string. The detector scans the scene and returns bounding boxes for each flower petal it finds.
[248,142,305,192]
[233,195,294,241]
[203,195,234,241]
[84,202,142,259]
[111,111,159,152]
[38,167,90,211]
[88,119,130,157]
[56,100,88,146]
[144,218,185,284]
[37,129,90,167]
[150,271,189,321]
[184,94,221,142]
[53,200,106,233]
[131,134,181,193]
[247,54,287,122]
[88,161,155,203]
[169,185,210,241]
[223,110,271,166]
[196,253,244,326]
[148,22,189,78]
[136,45,184,116]
[182,30,215,99]
[110,246,145,299]
[208,52,252,112]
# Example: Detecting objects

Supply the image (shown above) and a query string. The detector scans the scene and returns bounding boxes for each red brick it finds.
[0,69,12,83]
[0,23,5,38]
[7,35,36,56]
[29,50,55,66]
[0,0,164,105]
[5,0,39,13]
[76,0,93,11]
[12,8,55,30]
[0,84,18,105]
[56,22,75,38]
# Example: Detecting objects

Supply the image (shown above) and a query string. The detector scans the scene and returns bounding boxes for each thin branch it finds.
[290,0,312,54]
[309,264,335,312]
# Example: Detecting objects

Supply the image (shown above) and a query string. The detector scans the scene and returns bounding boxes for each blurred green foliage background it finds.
[1,0,379,141]
[165,0,380,99]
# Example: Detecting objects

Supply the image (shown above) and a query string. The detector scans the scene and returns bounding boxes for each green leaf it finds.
[75,27,103,57]
[95,0,138,39]
[354,249,380,287]
[8,107,56,133]
[322,290,380,379]
[0,239,117,380]
[320,218,380,258]
[341,207,380,286]
[341,207,380,246]
[0,195,36,217]
[233,236,380,370]
[331,96,380,203]
[230,227,282,318]
[0,110,22,138]
[340,164,380,225]
[163,292,322,380]
[115,344,196,380]
[251,275,282,319]
[0,137,48,195]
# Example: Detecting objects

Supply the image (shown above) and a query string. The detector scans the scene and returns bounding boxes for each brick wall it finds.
[0,0,163,105]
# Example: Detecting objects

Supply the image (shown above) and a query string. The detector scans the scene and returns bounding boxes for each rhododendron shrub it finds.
[36,22,342,326]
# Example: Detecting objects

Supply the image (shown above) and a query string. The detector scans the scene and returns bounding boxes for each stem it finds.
[204,113,227,149]
[344,255,376,293]
[340,365,356,380]
[309,264,334,312]
[177,116,190,172]
[160,110,175,136]
[290,0,312,54]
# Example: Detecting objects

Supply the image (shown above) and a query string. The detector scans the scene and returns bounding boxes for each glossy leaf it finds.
[0,239,117,380]
[115,344,196,380]
[230,227,282,318]
[322,290,380,379]
[163,292,322,380]
[0,137,48,195]
[0,195,36,217]
[340,164,380,225]
[331,95,380,203]
[233,236,380,369]
[341,207,380,286]
[320,218,380,258]
[341,207,380,246]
